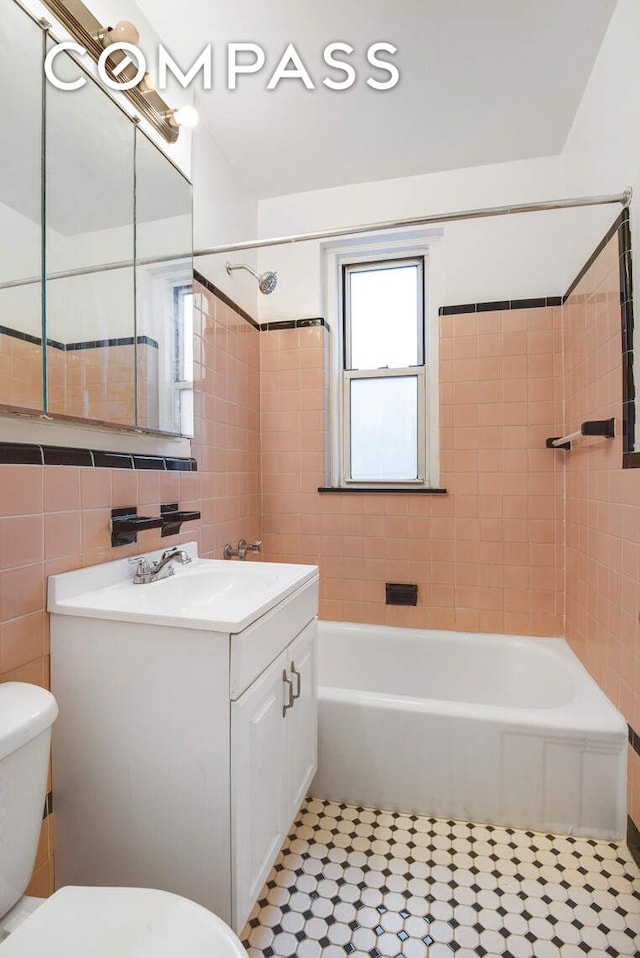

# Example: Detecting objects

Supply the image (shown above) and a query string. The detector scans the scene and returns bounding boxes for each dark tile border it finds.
[564,210,626,302]
[194,271,260,329]
[318,486,447,494]
[439,296,561,316]
[65,335,159,351]
[0,325,43,347]
[0,324,158,351]
[133,454,167,470]
[440,214,627,317]
[628,816,640,870]
[0,441,197,471]
[43,445,93,467]
[193,272,329,334]
[93,451,134,469]
[42,789,53,821]
[617,210,637,466]
[0,442,43,465]
[628,721,640,866]
[262,318,328,331]
[195,271,332,331]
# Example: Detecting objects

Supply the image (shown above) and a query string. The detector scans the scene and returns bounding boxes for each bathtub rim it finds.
[317,619,628,743]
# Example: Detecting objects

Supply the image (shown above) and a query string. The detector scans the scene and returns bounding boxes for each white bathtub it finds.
[311,622,628,838]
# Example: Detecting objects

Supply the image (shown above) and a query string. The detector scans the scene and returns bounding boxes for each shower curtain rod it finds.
[0,189,630,292]
[194,189,631,257]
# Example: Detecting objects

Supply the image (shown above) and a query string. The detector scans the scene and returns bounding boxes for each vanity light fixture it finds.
[39,0,181,143]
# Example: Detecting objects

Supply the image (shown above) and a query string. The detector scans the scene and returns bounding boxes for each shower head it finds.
[226,261,278,295]
[258,270,278,295]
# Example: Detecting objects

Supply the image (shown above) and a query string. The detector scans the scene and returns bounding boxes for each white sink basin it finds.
[48,543,318,632]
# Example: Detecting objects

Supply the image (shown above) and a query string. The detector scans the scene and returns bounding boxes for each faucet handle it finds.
[128,556,151,583]
[247,540,262,554]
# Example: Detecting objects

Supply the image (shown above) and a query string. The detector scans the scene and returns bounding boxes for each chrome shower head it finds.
[258,270,278,295]
[226,261,278,296]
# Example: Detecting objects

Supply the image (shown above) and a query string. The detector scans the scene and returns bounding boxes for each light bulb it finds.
[103,20,140,47]
[173,105,199,129]
[139,72,156,95]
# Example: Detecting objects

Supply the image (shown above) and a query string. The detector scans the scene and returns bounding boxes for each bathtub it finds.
[311,622,628,838]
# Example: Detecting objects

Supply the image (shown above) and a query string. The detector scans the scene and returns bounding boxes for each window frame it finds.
[341,257,426,486]
[323,234,441,491]
[172,282,194,438]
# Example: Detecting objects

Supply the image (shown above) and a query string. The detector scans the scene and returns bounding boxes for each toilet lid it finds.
[0,886,247,958]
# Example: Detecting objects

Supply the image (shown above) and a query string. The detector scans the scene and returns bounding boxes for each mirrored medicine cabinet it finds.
[0,0,194,437]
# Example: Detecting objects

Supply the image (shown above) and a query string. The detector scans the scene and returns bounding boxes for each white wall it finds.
[561,0,640,452]
[191,125,259,318]
[562,0,639,302]
[256,155,620,324]
[255,0,638,326]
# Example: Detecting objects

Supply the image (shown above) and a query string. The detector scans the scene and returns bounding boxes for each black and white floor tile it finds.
[241,798,640,958]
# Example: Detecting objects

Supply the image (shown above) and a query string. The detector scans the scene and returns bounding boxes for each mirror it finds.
[0,1,43,411]
[135,130,194,436]
[46,46,136,427]
[0,0,193,437]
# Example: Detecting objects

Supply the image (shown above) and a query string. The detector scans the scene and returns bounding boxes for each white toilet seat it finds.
[0,886,246,957]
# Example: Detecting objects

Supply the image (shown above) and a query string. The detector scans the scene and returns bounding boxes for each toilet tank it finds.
[0,683,58,919]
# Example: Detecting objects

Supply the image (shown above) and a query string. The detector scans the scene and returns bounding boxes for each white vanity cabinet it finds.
[231,620,317,929]
[48,546,319,935]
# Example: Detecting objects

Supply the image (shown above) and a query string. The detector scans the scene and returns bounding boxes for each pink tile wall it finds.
[561,234,640,826]
[0,334,42,410]
[0,281,261,895]
[0,462,201,896]
[192,287,261,558]
[260,309,565,635]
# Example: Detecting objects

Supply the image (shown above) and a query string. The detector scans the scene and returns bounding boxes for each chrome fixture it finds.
[6,190,630,293]
[226,262,278,295]
[38,0,182,143]
[282,662,301,717]
[546,417,616,451]
[223,539,262,560]
[129,547,192,584]
[197,190,632,257]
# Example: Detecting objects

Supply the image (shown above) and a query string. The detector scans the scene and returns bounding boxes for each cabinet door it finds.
[231,649,288,932]
[285,619,318,824]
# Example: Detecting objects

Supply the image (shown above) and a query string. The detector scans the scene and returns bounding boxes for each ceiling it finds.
[138,0,617,200]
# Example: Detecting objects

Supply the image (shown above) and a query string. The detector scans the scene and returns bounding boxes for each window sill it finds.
[318,486,447,494]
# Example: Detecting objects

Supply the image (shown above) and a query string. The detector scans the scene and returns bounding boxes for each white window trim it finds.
[342,366,427,485]
[322,229,443,490]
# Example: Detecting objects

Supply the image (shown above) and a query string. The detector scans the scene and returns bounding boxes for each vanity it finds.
[47,545,319,933]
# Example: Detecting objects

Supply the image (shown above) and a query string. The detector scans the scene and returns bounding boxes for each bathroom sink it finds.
[48,543,318,632]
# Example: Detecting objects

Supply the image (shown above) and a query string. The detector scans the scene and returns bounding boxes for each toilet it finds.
[0,682,247,957]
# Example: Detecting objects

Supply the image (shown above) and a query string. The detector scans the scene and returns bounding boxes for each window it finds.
[173,284,194,436]
[343,258,424,484]
[332,249,437,487]
[324,233,440,490]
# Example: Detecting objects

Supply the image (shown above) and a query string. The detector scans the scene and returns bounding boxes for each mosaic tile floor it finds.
[241,798,640,958]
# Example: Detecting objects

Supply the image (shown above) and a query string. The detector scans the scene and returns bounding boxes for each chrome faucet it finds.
[223,539,262,560]
[129,547,192,584]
